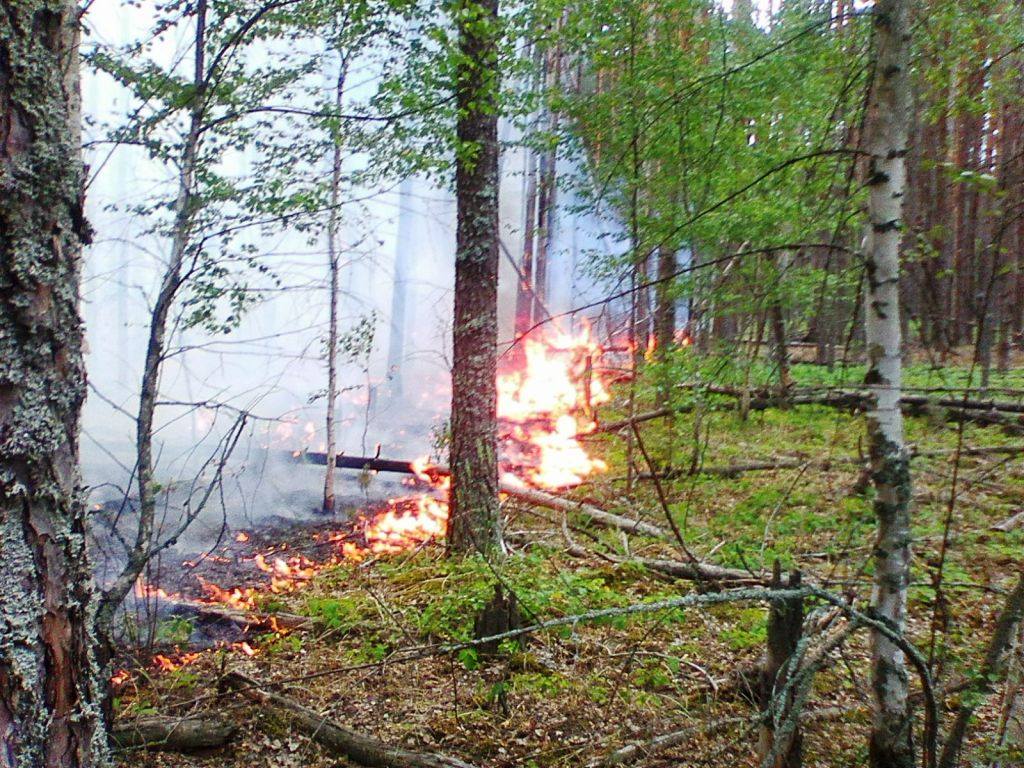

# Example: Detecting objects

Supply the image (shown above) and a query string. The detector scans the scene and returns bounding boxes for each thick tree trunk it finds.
[0,1,109,764]
[447,0,502,555]
[861,2,914,766]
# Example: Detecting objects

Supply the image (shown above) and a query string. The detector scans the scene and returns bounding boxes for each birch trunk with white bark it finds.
[95,0,207,633]
[862,1,914,766]
[323,51,350,516]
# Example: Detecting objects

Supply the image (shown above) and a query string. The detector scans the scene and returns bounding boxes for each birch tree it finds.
[0,0,109,762]
[89,0,321,633]
[861,1,914,766]
[323,44,352,516]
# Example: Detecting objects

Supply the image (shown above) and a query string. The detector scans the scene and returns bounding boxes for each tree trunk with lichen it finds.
[0,0,109,763]
[447,0,502,555]
[862,1,914,766]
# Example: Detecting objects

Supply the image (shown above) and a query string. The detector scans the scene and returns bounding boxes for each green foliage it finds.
[305,594,377,631]
[509,671,571,697]
[718,607,768,651]
[373,550,632,644]
[154,616,194,645]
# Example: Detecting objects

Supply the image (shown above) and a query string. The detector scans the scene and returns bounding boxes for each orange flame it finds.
[497,325,610,488]
[132,326,611,676]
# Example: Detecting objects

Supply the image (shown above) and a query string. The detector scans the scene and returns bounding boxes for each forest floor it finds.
[112,357,1024,767]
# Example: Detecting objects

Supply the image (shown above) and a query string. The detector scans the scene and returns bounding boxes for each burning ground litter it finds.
[109,358,1024,767]
[115,326,618,675]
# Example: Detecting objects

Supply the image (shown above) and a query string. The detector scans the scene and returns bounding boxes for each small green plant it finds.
[720,608,768,651]
[155,616,194,645]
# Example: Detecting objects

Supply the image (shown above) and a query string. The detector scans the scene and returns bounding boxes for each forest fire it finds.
[497,325,610,487]
[125,327,610,676]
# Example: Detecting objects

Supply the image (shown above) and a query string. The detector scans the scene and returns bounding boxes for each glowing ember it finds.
[152,652,200,672]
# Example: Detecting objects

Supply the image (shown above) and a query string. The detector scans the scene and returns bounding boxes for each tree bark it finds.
[447,0,502,555]
[862,2,914,766]
[0,0,109,763]
[109,716,236,752]
[323,50,350,516]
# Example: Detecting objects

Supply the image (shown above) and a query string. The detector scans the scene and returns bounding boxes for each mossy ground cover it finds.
[115,360,1024,767]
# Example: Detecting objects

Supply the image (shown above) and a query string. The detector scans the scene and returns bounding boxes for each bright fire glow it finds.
[129,326,611,678]
[496,325,609,487]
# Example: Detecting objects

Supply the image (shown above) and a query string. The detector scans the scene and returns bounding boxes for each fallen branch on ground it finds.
[223,672,479,768]
[561,535,761,584]
[992,510,1024,532]
[592,707,848,767]
[641,444,1024,481]
[110,715,236,751]
[499,481,670,540]
[938,568,1024,768]
[167,596,314,631]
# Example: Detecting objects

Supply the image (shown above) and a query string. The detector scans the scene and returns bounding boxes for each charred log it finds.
[299,452,419,475]
[110,715,236,752]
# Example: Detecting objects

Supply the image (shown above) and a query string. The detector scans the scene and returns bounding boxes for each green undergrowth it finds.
[297,549,706,656]
[119,358,1023,768]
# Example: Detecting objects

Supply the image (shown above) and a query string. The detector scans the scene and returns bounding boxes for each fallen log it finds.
[292,453,671,541]
[583,392,849,436]
[993,510,1024,532]
[296,451,418,474]
[223,672,478,768]
[560,532,761,585]
[498,481,669,540]
[589,391,1024,438]
[167,596,314,631]
[110,715,236,751]
[591,707,847,767]
[616,555,758,584]
[643,444,1024,481]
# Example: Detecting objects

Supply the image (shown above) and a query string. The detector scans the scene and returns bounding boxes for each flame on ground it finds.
[127,326,610,679]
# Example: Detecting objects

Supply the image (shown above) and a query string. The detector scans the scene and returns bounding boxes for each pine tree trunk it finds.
[770,302,791,399]
[862,2,914,766]
[654,243,677,356]
[447,0,502,555]
[0,1,109,763]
